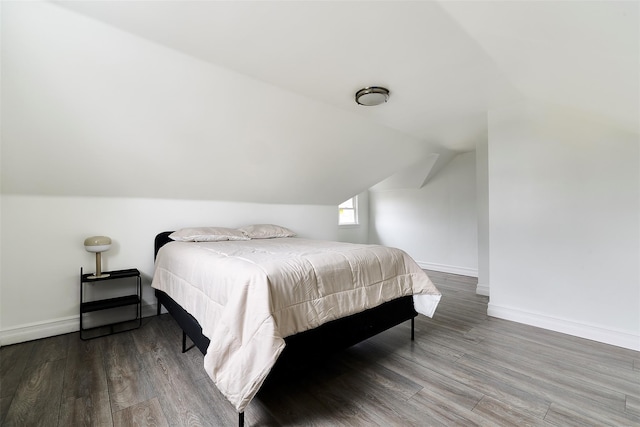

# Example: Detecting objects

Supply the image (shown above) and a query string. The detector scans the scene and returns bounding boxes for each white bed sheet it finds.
[151,237,441,412]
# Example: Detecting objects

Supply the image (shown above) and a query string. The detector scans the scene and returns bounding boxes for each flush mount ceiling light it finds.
[355,86,390,106]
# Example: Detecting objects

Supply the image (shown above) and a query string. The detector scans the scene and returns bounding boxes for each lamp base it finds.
[87,273,110,280]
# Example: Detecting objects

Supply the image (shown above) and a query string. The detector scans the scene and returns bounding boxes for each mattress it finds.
[151,237,441,412]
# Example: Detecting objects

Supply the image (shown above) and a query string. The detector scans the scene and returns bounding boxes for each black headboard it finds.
[154,231,174,260]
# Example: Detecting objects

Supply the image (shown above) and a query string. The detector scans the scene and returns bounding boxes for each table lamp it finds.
[84,236,112,279]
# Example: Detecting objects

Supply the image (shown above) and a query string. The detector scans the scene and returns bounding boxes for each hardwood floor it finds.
[2,271,639,426]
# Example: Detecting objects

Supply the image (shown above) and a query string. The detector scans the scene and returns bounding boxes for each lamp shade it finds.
[84,236,112,279]
[84,236,112,253]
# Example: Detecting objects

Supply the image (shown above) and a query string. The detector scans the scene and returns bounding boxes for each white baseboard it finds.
[0,304,159,347]
[476,283,490,296]
[488,303,640,351]
[417,261,478,278]
[0,315,79,347]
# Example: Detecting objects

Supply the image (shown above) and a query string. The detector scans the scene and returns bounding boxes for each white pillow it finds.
[238,224,296,239]
[169,227,250,242]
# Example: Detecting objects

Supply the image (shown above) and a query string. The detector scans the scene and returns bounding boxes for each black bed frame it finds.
[153,231,418,426]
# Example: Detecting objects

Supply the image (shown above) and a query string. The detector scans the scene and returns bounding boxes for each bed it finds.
[151,226,441,426]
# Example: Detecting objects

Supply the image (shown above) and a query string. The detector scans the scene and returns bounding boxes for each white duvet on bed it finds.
[151,238,441,412]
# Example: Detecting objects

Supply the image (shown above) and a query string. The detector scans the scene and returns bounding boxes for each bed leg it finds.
[411,317,415,341]
[239,412,244,427]
[182,331,187,353]
[157,300,161,316]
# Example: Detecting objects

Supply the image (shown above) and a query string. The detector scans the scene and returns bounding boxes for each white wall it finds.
[0,194,336,345]
[369,152,478,276]
[476,130,490,296]
[487,100,639,350]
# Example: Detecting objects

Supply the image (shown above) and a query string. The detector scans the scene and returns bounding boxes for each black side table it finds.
[80,267,142,340]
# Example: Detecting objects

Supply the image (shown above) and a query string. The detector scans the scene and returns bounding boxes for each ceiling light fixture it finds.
[355,86,390,106]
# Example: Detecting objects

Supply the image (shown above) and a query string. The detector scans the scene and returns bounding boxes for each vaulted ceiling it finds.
[55,0,638,140]
[2,1,637,204]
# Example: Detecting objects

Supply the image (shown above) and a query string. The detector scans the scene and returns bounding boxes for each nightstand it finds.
[80,267,142,340]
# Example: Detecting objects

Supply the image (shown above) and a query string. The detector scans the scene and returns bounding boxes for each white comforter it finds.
[151,238,441,412]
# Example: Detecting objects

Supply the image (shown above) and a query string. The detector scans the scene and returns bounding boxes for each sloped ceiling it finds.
[2,1,637,204]
[440,1,639,131]
[52,0,523,150]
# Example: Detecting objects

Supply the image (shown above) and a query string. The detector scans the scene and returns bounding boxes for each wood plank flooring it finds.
[2,271,639,426]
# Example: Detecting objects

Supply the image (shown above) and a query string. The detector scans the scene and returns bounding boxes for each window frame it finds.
[338,196,359,226]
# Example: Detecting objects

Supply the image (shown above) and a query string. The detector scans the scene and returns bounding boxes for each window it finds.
[338,196,358,225]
